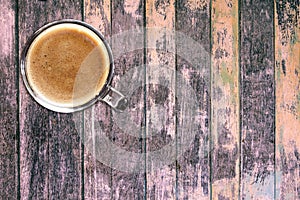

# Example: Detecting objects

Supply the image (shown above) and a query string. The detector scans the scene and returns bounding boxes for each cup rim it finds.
[20,19,114,113]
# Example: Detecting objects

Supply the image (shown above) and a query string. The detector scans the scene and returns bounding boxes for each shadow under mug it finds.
[21,19,128,113]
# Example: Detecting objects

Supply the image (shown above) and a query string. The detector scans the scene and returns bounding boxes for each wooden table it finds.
[1,0,299,199]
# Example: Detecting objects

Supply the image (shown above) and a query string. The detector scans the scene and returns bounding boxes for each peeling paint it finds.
[146,0,177,199]
[186,0,207,11]
[276,0,299,46]
[0,4,14,59]
[85,0,111,37]
[211,0,239,199]
[220,67,234,89]
[275,0,300,198]
[124,0,141,17]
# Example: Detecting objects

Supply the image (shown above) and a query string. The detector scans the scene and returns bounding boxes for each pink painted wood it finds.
[110,0,146,199]
[146,0,176,199]
[0,0,17,198]
[84,0,112,199]
[0,0,299,199]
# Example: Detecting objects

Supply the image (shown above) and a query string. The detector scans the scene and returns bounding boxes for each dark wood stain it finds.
[148,84,170,105]
[240,0,275,196]
[212,146,238,181]
[218,193,230,200]
[278,145,300,199]
[176,0,210,198]
[214,29,230,59]
[154,0,170,19]
[282,59,286,76]
[276,0,299,45]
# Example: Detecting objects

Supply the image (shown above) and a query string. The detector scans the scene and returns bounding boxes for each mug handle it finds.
[101,86,128,112]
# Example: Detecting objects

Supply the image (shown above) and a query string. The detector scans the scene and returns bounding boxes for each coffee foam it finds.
[26,23,110,107]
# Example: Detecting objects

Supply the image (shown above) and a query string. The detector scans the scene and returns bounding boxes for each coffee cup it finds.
[21,19,127,113]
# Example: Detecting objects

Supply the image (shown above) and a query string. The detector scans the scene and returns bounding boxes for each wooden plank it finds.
[19,0,82,199]
[83,0,112,199]
[240,0,275,199]
[176,0,210,199]
[211,0,240,199]
[0,0,18,199]
[275,0,300,199]
[145,0,176,199]
[110,0,146,199]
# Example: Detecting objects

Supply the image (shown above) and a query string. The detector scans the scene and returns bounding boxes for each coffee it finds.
[26,23,110,107]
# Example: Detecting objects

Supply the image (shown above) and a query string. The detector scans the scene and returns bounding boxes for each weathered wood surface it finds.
[176,0,210,199]
[275,0,300,199]
[84,0,112,199]
[0,0,299,199]
[0,0,17,199]
[145,0,176,199]
[240,0,275,199]
[110,0,146,199]
[18,0,82,199]
[211,0,239,199]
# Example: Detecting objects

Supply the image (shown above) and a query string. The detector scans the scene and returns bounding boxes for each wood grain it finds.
[240,0,275,199]
[1,0,298,199]
[275,0,300,199]
[0,0,17,199]
[211,0,240,199]
[111,0,146,199]
[176,0,210,199]
[19,0,82,199]
[145,0,176,199]
[84,0,112,199]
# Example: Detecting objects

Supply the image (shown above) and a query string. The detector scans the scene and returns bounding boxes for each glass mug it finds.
[21,19,128,113]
